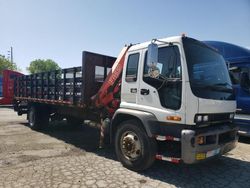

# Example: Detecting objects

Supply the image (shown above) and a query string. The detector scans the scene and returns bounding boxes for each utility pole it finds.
[7,47,15,67]
[10,47,13,65]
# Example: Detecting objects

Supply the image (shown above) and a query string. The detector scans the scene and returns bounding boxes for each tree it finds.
[27,59,60,74]
[0,55,17,75]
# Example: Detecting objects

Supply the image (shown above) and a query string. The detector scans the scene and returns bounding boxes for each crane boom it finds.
[91,46,130,117]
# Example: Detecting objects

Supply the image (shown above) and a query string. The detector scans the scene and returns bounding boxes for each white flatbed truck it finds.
[14,35,238,171]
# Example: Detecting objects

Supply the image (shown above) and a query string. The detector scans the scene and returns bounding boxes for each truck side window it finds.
[229,67,240,85]
[126,53,139,82]
[144,46,181,79]
[229,67,250,85]
[143,46,182,110]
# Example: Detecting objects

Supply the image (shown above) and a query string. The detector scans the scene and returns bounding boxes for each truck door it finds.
[121,52,140,104]
[138,45,182,111]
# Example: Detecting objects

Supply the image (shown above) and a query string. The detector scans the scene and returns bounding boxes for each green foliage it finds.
[27,59,60,74]
[0,55,17,75]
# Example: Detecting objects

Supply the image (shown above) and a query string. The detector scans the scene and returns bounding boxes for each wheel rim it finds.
[120,131,142,161]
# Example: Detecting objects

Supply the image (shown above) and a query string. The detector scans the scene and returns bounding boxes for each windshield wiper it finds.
[213,82,232,87]
[211,83,233,93]
[210,86,233,93]
[193,83,233,93]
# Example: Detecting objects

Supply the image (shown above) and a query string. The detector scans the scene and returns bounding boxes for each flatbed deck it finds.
[14,51,116,109]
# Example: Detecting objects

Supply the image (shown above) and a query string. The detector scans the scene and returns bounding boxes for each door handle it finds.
[141,89,150,95]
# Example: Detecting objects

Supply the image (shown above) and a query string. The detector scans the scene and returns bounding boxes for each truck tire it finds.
[115,120,157,171]
[28,106,49,130]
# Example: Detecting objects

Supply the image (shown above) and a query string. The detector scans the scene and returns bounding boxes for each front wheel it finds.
[115,120,157,171]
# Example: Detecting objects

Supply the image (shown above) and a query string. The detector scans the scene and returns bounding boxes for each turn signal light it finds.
[197,136,205,145]
[166,116,182,121]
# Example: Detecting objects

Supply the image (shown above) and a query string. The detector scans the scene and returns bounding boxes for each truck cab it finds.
[0,70,23,105]
[122,36,236,124]
[230,64,250,114]
[113,36,238,170]
[230,64,250,136]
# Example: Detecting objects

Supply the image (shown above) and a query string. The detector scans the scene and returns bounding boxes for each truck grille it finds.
[209,113,231,123]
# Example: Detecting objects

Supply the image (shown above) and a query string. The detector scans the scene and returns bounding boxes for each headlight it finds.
[203,115,209,122]
[196,115,203,122]
[195,113,234,126]
[195,114,209,123]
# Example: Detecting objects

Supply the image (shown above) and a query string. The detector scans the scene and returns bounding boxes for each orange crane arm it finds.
[91,46,130,117]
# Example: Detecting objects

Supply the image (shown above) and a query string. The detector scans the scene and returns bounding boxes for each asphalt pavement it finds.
[0,106,250,188]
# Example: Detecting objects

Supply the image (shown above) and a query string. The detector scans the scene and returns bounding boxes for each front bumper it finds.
[181,125,238,164]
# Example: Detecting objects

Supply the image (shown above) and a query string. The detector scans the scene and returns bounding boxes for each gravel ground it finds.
[0,106,250,188]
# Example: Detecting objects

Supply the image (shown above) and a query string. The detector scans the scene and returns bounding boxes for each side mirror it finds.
[147,43,158,68]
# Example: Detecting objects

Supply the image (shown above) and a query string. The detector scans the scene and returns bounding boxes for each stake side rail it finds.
[14,67,83,107]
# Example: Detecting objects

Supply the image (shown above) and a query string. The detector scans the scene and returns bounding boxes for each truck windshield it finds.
[183,37,235,100]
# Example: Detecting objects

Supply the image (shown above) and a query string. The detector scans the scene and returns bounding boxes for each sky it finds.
[0,0,250,74]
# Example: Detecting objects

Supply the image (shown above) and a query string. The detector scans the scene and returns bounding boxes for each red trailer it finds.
[0,70,23,105]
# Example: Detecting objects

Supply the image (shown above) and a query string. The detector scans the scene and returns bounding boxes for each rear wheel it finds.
[28,106,49,130]
[115,120,157,171]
